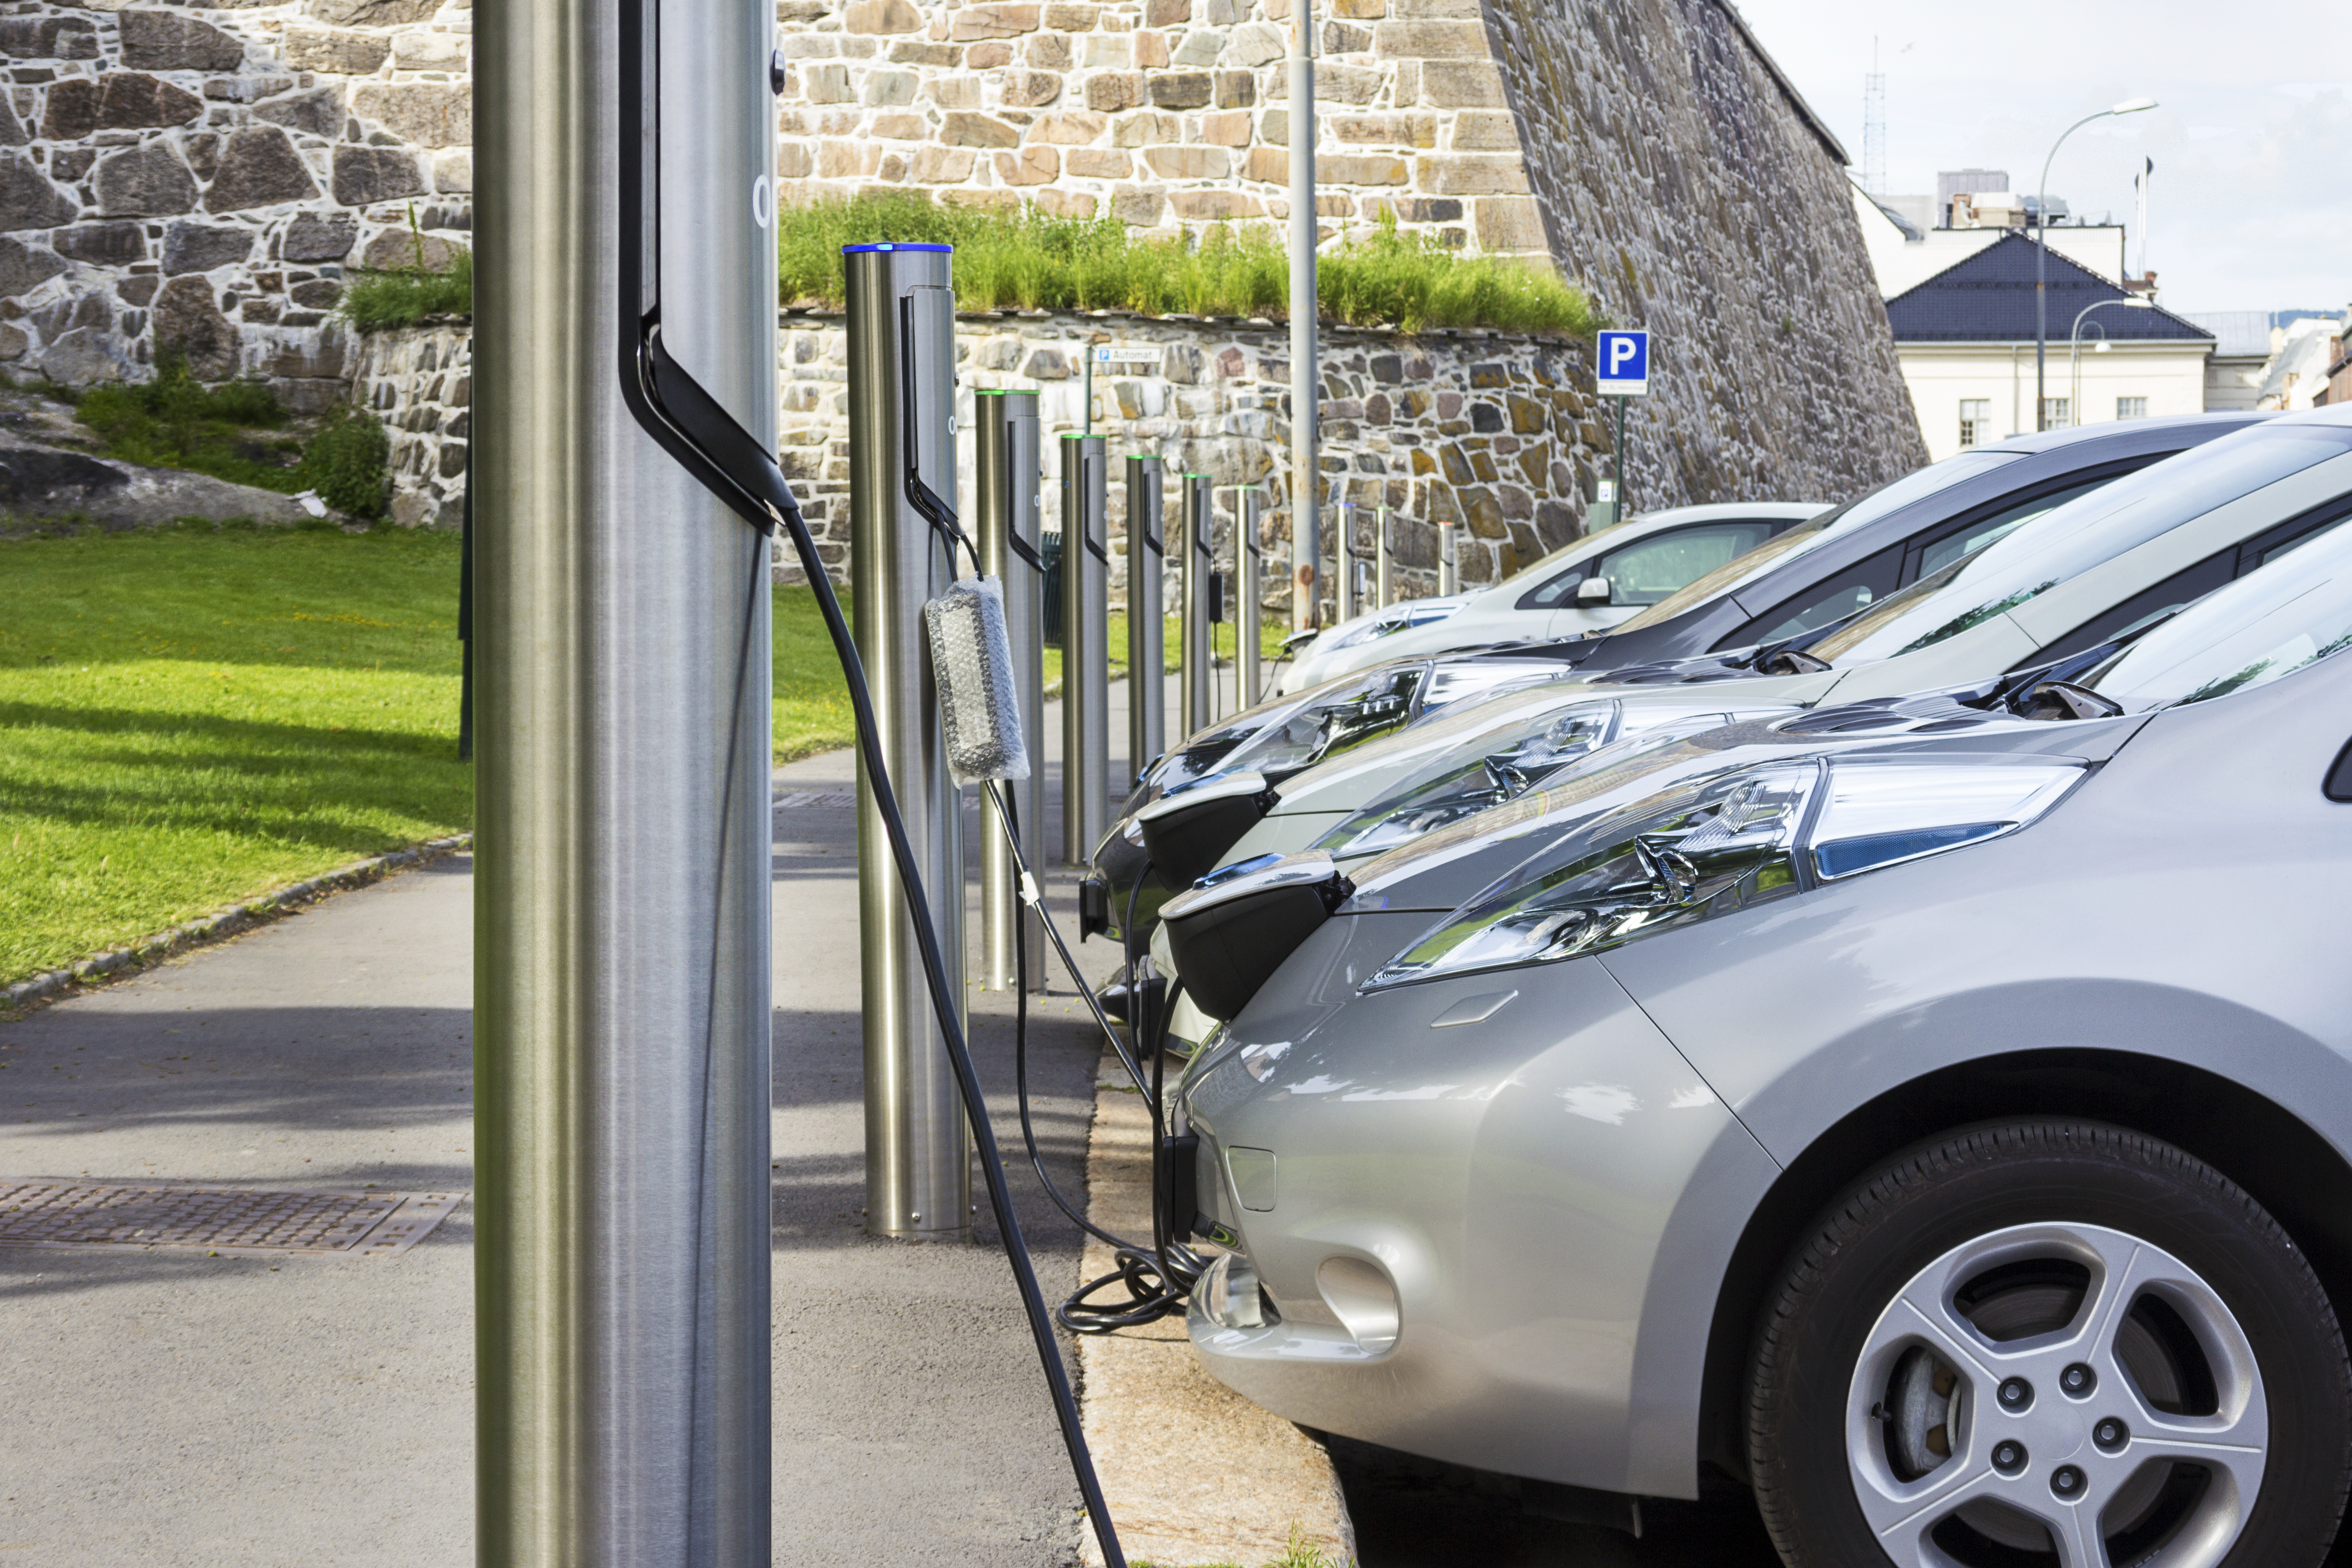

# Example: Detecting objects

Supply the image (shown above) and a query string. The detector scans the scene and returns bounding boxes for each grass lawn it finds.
[0,523,474,983]
[0,521,1293,984]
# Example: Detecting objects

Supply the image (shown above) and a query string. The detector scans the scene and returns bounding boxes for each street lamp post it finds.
[2070,297,2156,421]
[2036,97,2156,429]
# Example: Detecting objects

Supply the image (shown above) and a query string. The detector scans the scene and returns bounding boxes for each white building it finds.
[1863,204,2213,462]
[1856,186,2129,303]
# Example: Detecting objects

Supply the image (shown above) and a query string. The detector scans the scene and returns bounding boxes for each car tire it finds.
[1747,1120,2350,1568]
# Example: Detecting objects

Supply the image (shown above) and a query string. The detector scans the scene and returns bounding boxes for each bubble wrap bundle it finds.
[924,574,1032,784]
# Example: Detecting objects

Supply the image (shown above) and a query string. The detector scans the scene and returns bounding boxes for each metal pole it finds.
[1288,0,1317,634]
[1613,394,1628,520]
[1125,453,1165,784]
[1180,471,1214,739]
[475,0,773,1545]
[847,245,968,1244]
[1238,487,1263,710]
[978,390,1045,993]
[1438,516,1458,595]
[1374,502,1392,607]
[1061,433,1110,862]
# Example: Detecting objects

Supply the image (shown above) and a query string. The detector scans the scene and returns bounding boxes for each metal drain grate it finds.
[0,1182,461,1258]
[774,789,857,810]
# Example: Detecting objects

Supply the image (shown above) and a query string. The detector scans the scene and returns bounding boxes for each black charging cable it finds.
[977,786,1211,1332]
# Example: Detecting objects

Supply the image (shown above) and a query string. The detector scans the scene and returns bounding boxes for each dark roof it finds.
[1886,233,2215,344]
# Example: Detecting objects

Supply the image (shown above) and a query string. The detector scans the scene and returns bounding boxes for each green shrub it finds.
[72,358,306,492]
[298,404,392,519]
[776,192,1599,335]
[327,192,1595,337]
[338,246,474,332]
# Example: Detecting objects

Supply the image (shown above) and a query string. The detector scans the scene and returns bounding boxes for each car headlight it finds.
[1366,757,2084,989]
[1313,598,1468,656]
[1214,663,1431,780]
[1314,703,1623,858]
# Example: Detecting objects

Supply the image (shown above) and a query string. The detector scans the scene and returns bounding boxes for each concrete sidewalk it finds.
[0,758,1113,1568]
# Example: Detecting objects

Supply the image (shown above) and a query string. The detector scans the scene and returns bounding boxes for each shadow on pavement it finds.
[1329,1436,1781,1568]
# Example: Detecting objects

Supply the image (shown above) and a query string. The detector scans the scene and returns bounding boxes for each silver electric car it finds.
[1165,511,2352,1568]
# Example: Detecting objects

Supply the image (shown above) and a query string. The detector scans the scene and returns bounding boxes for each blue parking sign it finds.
[1595,330,1650,396]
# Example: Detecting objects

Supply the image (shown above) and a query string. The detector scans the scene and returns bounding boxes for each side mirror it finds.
[1576,575,1613,606]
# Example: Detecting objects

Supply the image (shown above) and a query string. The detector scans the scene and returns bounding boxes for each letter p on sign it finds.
[1595,330,1650,397]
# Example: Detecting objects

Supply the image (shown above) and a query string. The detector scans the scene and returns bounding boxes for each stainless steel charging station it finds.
[475,0,774,1549]
[848,242,969,1243]
[1236,487,1263,709]
[1179,471,1216,739]
[1334,503,1357,625]
[978,390,1045,993]
[1060,433,1110,861]
[1124,454,1165,783]
[1374,503,1393,608]
[1439,516,1459,594]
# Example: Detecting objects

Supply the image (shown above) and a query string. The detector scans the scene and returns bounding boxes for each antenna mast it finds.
[1862,37,1886,197]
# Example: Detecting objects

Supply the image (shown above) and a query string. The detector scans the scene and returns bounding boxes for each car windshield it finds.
[1610,452,2019,633]
[1809,424,2352,667]
[2082,516,2352,710]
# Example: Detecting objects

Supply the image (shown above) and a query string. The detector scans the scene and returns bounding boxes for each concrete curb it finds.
[1,834,474,1014]
[1078,1046,1358,1568]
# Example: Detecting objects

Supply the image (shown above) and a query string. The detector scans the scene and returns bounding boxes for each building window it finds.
[2117,396,2148,420]
[1959,399,1993,447]
[2040,397,2072,430]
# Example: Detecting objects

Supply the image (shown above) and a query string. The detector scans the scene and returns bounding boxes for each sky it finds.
[1733,0,2352,316]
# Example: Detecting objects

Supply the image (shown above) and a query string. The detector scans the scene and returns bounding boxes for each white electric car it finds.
[1277,502,1828,695]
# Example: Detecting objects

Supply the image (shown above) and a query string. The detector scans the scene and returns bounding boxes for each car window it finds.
[1609,454,2021,634]
[2082,513,2352,710]
[1913,473,2125,578]
[2029,499,2352,667]
[1742,545,1908,643]
[1726,475,2138,648]
[1580,522,1778,608]
[1809,425,2352,667]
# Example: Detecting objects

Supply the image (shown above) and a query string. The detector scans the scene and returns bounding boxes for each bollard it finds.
[1374,503,1393,608]
[1179,471,1215,740]
[978,390,1046,993]
[1439,516,1459,595]
[1334,503,1357,626]
[1061,433,1110,863]
[847,243,969,1244]
[1124,454,1165,785]
[1236,487,1263,710]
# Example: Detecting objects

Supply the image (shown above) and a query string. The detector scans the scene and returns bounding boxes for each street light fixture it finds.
[2036,97,2159,429]
[2070,296,2157,426]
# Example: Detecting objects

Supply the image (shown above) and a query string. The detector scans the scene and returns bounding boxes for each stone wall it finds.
[0,0,471,404]
[347,315,467,526]
[772,0,1549,257]
[772,306,1600,610]
[1483,0,1929,497]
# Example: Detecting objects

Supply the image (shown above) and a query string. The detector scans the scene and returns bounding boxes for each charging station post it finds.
[978,390,1045,993]
[1179,471,1215,739]
[847,242,970,1242]
[1374,503,1393,608]
[1061,433,1111,862]
[1124,454,1165,783]
[1439,516,1458,594]
[474,0,775,1549]
[1236,487,1263,709]
[1334,502,1356,626]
